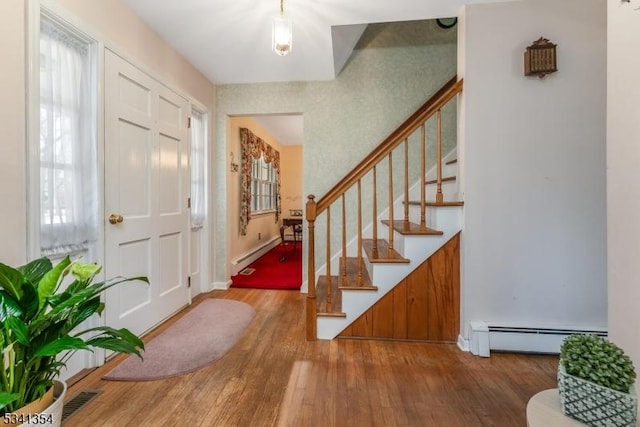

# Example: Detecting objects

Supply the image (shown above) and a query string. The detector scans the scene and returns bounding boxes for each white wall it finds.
[607,0,640,370]
[459,0,607,335]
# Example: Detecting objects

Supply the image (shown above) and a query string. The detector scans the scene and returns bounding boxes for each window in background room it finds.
[39,15,98,256]
[190,109,207,228]
[251,156,277,213]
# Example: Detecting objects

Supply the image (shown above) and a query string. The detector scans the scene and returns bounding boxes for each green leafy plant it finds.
[560,334,636,393]
[0,256,147,415]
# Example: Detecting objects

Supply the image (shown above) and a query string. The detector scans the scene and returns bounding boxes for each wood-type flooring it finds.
[64,288,558,426]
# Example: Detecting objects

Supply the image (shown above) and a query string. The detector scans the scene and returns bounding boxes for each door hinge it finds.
[187,197,191,208]
[188,276,191,288]
[188,117,191,128]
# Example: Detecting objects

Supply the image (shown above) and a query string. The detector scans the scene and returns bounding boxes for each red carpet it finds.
[231,243,302,290]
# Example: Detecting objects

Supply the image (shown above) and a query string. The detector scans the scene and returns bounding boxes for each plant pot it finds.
[558,366,637,427]
[2,380,67,427]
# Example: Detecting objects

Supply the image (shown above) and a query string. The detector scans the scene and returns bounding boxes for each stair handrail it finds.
[308,76,463,219]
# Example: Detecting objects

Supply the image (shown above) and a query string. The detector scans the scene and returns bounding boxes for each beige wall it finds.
[0,0,214,273]
[56,0,213,108]
[607,0,640,371]
[227,117,302,272]
[280,145,304,215]
[0,0,27,265]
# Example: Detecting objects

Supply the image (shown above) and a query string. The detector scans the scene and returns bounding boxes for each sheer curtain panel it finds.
[39,17,97,256]
[190,111,206,228]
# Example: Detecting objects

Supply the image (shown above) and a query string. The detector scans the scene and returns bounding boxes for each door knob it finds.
[109,214,124,224]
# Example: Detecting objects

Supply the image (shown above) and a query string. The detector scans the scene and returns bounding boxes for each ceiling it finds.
[121,0,496,146]
[250,114,304,146]
[121,0,499,85]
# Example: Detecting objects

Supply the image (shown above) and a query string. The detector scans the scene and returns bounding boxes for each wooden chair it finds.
[279,219,302,262]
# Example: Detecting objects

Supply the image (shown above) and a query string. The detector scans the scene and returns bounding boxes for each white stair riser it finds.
[318,229,460,339]
[316,149,460,340]
[425,162,458,180]
[317,208,462,340]
[404,181,459,208]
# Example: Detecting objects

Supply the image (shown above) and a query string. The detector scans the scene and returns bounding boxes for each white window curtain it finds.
[190,110,206,228]
[39,17,97,256]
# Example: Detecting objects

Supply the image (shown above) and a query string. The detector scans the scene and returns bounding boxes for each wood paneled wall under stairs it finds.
[340,232,460,342]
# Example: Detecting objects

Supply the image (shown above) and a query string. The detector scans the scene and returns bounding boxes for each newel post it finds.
[305,194,317,341]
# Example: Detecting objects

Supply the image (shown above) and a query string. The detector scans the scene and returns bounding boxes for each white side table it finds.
[527,389,586,427]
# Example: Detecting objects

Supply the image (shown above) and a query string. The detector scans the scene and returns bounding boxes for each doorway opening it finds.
[226,114,304,289]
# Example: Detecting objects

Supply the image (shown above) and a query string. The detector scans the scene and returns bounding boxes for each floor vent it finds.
[62,389,102,422]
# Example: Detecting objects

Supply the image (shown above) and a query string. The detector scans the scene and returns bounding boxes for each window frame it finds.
[250,155,278,216]
[189,108,208,230]
[27,3,100,260]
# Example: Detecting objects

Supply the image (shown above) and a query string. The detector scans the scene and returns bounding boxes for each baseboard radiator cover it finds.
[231,237,280,275]
[468,321,607,357]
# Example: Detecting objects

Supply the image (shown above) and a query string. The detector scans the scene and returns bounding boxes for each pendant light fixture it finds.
[272,0,292,56]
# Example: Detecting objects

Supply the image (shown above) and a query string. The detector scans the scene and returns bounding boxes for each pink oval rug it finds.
[103,298,255,381]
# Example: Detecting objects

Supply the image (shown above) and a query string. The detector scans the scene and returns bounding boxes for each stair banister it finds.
[325,206,332,312]
[436,110,444,204]
[341,194,347,286]
[305,194,317,341]
[372,165,378,255]
[313,76,462,216]
[420,123,426,228]
[305,76,463,340]
[403,139,409,224]
[357,179,363,286]
[388,152,394,250]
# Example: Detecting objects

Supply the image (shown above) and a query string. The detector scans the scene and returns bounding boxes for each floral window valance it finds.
[239,127,281,235]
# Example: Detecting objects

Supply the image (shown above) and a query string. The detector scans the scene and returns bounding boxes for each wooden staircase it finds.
[305,76,464,341]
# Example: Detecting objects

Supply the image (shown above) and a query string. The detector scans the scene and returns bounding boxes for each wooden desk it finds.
[280,218,302,261]
[282,217,302,227]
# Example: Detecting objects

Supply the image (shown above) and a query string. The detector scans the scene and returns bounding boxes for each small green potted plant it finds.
[559,334,637,427]
[0,256,147,426]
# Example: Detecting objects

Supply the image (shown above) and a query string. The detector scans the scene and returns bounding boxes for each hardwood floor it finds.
[65,288,559,426]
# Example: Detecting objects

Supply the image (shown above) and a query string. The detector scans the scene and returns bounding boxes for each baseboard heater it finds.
[469,321,607,357]
[231,237,280,275]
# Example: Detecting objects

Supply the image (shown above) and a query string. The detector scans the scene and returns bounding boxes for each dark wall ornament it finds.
[620,0,640,9]
[436,17,458,29]
[524,37,557,79]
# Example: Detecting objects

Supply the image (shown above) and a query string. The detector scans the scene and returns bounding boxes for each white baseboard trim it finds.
[201,281,216,293]
[457,334,469,352]
[212,280,232,290]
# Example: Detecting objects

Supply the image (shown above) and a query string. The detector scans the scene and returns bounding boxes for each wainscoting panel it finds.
[340,233,460,342]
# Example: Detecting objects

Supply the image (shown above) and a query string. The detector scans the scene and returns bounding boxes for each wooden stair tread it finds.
[425,176,456,185]
[406,200,465,207]
[316,276,345,317]
[445,158,458,165]
[362,239,410,263]
[336,257,377,290]
[426,201,464,207]
[381,220,443,236]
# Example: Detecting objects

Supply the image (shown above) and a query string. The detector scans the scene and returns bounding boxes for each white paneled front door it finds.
[104,49,190,337]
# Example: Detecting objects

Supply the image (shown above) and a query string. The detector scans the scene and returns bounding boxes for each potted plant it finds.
[559,334,637,427]
[0,256,147,426]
